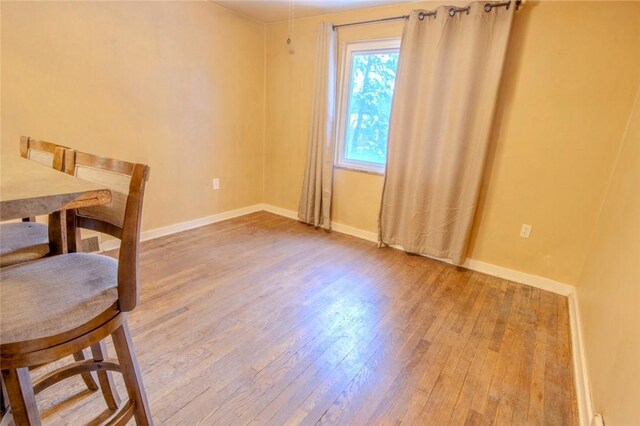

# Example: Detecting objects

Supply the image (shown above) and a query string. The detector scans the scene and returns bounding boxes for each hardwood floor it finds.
[33,211,577,425]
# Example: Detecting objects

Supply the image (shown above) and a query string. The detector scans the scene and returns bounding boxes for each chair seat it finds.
[0,222,50,268]
[0,253,118,345]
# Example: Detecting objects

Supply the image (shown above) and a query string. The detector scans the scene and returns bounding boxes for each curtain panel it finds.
[298,22,337,229]
[379,4,515,264]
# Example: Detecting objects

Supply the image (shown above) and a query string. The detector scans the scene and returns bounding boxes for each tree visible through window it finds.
[337,39,400,173]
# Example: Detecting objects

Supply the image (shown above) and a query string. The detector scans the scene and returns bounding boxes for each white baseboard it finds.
[259,203,298,220]
[568,291,594,426]
[98,201,593,425]
[327,222,378,242]
[100,203,264,252]
[462,259,575,296]
[260,204,379,242]
[100,239,120,252]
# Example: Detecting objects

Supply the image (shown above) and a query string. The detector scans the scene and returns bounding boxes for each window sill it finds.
[334,164,385,176]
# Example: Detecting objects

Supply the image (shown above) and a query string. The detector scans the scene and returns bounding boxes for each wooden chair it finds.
[0,149,152,425]
[0,137,69,268]
[0,137,101,411]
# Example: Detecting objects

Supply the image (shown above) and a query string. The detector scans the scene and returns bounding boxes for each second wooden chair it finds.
[0,137,68,267]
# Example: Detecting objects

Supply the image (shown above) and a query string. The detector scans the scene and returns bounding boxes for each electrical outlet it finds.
[520,224,532,239]
[213,178,220,190]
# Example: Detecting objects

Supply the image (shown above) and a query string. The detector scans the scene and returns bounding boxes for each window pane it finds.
[344,50,399,165]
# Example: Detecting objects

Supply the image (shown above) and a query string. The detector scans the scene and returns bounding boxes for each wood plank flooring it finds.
[33,211,577,425]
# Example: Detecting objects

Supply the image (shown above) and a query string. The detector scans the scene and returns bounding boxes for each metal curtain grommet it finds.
[449,7,470,16]
[418,10,437,20]
[484,3,492,12]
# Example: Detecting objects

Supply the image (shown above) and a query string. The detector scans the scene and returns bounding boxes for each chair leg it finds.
[72,350,99,391]
[90,340,121,410]
[0,376,7,414]
[111,322,152,426]
[2,368,41,425]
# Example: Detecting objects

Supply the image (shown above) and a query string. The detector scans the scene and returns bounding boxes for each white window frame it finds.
[335,38,401,175]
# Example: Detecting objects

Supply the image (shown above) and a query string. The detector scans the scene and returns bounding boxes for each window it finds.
[336,39,400,174]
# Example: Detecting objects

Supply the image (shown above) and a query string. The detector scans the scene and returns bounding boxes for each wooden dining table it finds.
[1,155,112,254]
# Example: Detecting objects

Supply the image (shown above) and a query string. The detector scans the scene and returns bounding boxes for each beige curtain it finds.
[379,4,515,265]
[298,22,337,229]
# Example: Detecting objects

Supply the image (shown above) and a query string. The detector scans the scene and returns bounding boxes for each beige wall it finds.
[265,1,640,285]
[1,1,265,231]
[4,1,637,286]
[577,88,640,425]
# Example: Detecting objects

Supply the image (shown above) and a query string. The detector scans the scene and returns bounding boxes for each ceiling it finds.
[213,0,418,23]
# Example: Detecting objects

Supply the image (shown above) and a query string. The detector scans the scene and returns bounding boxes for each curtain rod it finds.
[333,15,408,30]
[332,0,522,30]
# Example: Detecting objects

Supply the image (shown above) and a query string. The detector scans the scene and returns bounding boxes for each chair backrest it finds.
[19,136,67,222]
[64,149,150,312]
[20,136,68,171]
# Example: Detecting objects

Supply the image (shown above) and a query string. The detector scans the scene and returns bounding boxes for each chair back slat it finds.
[64,149,150,312]
[20,136,68,171]
[75,164,132,229]
[18,137,66,222]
